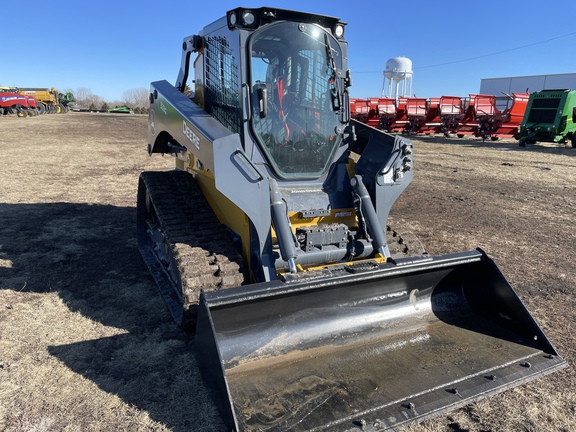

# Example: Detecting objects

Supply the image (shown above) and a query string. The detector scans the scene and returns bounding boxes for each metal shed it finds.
[480,73,576,95]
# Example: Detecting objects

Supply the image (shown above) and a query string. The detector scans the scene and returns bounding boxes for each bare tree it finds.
[66,86,150,110]
[123,88,149,110]
[73,87,93,108]
[86,94,104,110]
[73,87,103,110]
[109,99,125,108]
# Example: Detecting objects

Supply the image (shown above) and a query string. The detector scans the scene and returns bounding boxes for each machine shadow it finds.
[0,202,224,430]
[47,334,226,432]
[0,202,164,331]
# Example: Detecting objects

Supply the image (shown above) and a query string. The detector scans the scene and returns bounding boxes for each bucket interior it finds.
[196,253,565,431]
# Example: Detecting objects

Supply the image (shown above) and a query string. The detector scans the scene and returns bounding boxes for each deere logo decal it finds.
[183,121,200,150]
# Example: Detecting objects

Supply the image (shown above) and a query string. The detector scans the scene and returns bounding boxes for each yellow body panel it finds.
[177,154,252,279]
[288,209,357,231]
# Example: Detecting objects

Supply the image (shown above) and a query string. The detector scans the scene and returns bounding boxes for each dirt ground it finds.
[0,112,574,432]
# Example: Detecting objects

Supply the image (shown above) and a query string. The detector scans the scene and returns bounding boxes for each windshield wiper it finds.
[324,34,353,129]
[324,33,342,113]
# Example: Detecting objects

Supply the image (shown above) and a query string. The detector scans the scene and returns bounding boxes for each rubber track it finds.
[139,170,246,327]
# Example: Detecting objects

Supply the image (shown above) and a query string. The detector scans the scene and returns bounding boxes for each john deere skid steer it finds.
[137,7,566,431]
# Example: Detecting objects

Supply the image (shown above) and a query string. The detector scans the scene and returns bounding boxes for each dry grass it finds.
[390,135,576,432]
[1,113,575,431]
[0,113,222,431]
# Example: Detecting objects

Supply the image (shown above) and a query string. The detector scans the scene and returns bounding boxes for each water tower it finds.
[382,56,413,99]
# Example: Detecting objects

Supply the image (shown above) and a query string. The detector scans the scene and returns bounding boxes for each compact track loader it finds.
[137,7,566,431]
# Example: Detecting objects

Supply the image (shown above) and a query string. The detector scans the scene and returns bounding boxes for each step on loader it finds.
[136,7,566,431]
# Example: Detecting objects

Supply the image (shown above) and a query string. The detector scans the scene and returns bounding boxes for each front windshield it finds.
[250,22,343,179]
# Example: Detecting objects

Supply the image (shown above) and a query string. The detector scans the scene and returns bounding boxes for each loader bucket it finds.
[196,250,566,431]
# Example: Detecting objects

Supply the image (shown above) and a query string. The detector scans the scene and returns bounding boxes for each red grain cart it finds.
[492,92,529,139]
[375,97,397,131]
[474,94,502,140]
[403,97,442,134]
[439,96,465,136]
[351,97,406,131]
[456,94,484,138]
[350,98,374,125]
[467,93,530,140]
[423,97,442,134]
[403,97,428,134]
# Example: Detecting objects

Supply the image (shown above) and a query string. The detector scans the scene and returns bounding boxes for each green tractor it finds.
[517,89,576,148]
[58,91,75,111]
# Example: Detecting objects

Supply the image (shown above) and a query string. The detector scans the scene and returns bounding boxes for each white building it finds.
[480,73,576,95]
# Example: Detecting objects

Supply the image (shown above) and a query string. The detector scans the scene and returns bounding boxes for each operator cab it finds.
[250,21,345,179]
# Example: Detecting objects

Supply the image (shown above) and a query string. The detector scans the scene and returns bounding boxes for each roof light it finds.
[228,12,237,26]
[242,11,256,26]
[334,24,345,39]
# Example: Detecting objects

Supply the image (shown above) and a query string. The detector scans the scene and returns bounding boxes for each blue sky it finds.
[2,1,576,102]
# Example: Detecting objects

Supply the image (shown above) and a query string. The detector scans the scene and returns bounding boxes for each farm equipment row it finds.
[352,89,576,147]
[351,92,530,141]
[0,87,75,117]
